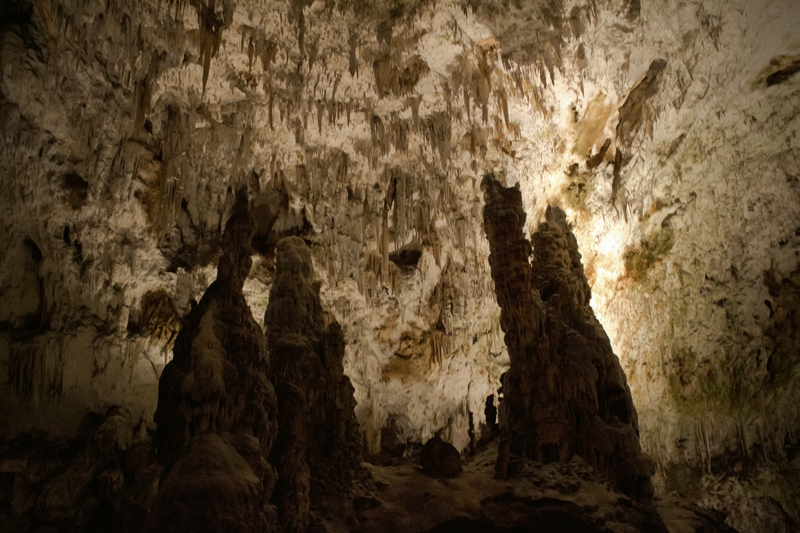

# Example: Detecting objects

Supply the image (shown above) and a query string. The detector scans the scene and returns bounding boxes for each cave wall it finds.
[0,0,511,449]
[1,0,800,526]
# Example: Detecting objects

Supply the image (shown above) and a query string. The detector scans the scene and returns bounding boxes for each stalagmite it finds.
[146,190,279,532]
[264,236,360,527]
[482,173,655,504]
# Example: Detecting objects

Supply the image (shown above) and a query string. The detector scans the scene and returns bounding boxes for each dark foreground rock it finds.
[425,496,605,533]
[146,190,279,532]
[420,436,462,478]
[481,175,654,504]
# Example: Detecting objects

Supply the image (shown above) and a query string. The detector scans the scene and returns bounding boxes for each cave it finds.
[1,0,799,532]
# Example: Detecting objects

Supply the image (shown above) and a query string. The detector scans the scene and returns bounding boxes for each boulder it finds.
[420,436,462,478]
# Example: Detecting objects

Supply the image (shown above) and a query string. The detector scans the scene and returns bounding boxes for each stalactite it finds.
[365,386,381,454]
[389,262,398,294]
[390,116,410,152]
[757,419,769,462]
[146,105,191,236]
[168,0,190,19]
[9,336,64,403]
[390,168,408,248]
[316,99,324,133]
[336,150,349,184]
[413,192,431,238]
[370,115,388,156]
[132,50,160,134]
[362,252,382,300]
[424,113,452,166]
[246,34,254,72]
[431,233,442,267]
[702,419,712,472]
[455,217,467,250]
[257,38,277,73]
[431,330,449,369]
[736,421,750,458]
[380,202,389,285]
[196,0,225,97]
[267,82,275,129]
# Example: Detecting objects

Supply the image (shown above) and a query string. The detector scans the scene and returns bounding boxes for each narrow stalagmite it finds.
[482,174,655,503]
[264,236,361,530]
[146,189,280,532]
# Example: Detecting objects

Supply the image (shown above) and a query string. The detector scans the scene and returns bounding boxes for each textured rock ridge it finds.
[481,174,654,503]
[146,189,279,532]
[265,236,361,528]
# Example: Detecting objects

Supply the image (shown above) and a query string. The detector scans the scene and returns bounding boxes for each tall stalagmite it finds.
[264,236,360,530]
[481,174,655,503]
[145,190,279,532]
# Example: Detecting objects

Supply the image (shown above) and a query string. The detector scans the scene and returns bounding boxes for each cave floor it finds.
[344,441,726,533]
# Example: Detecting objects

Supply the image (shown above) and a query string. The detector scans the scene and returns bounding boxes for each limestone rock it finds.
[482,174,654,503]
[1,0,799,529]
[420,435,462,479]
[265,236,361,524]
[148,190,279,532]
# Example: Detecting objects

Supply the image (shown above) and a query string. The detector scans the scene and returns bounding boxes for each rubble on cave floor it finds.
[350,439,734,533]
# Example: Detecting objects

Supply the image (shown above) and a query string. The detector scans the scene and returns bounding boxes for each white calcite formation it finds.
[1,0,800,530]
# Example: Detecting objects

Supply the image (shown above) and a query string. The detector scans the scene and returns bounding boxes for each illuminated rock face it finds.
[482,174,653,503]
[147,191,280,532]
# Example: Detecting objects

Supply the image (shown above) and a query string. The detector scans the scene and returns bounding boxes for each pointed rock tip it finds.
[223,188,256,246]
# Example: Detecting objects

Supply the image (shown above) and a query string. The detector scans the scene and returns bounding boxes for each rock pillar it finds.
[265,236,360,529]
[482,174,654,503]
[146,189,279,532]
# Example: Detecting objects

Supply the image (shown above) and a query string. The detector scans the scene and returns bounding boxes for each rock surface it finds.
[420,435,462,478]
[352,440,675,533]
[0,410,160,532]
[265,235,361,524]
[482,174,654,503]
[146,191,280,532]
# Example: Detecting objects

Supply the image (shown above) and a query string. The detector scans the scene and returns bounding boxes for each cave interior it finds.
[1,0,800,532]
